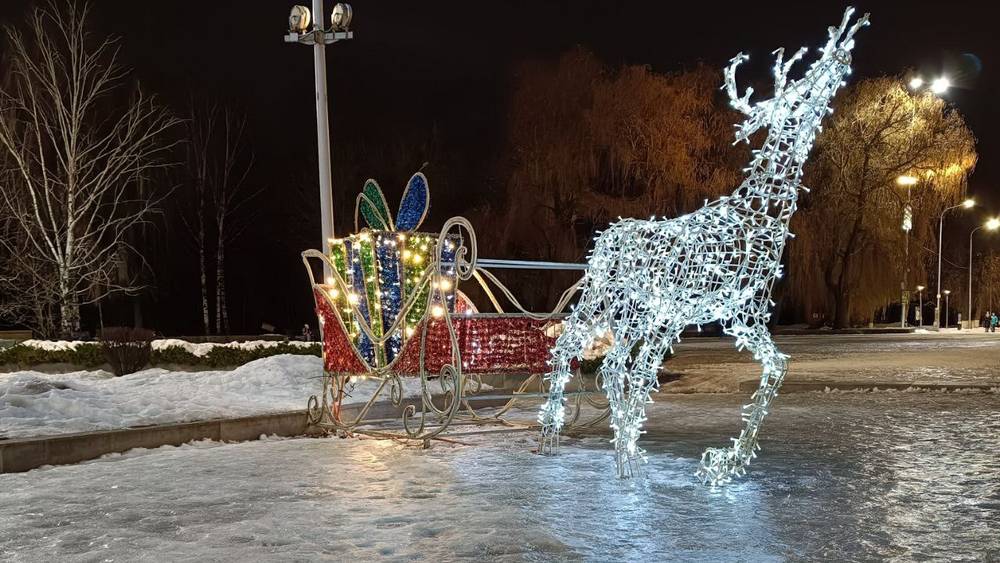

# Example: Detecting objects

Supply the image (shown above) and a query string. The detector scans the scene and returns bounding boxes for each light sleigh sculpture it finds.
[538,8,869,485]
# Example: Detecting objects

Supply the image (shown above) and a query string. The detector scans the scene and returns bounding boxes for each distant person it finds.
[992,313,998,333]
[983,312,990,332]
[301,324,313,341]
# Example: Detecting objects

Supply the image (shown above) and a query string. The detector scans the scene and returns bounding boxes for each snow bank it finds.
[0,355,478,440]
[0,355,322,439]
[18,338,317,356]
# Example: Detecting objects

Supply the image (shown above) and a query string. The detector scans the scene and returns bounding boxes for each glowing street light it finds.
[896,175,918,186]
[968,218,1000,329]
[930,76,951,94]
[936,198,975,328]
[909,75,950,96]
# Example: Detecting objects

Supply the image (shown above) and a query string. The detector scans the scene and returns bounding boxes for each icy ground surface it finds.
[3,393,999,561]
[667,331,1000,392]
[0,356,432,440]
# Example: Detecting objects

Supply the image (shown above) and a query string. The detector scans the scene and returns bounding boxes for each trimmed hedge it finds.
[0,342,321,370]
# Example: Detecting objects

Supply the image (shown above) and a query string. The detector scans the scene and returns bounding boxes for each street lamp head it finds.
[289,5,311,32]
[987,218,1000,231]
[909,76,924,90]
[963,198,975,209]
[943,289,951,295]
[331,3,353,31]
[896,175,918,186]
[930,76,951,95]
[916,285,925,292]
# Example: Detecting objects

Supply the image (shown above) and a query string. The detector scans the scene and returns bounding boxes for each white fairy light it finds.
[539,8,869,485]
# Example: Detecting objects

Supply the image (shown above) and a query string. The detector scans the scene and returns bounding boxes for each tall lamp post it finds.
[897,175,918,327]
[936,198,975,328]
[916,285,925,327]
[968,218,1000,329]
[901,75,951,327]
[285,3,354,277]
[943,289,951,328]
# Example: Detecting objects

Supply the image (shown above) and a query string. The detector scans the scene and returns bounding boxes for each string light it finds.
[538,7,869,485]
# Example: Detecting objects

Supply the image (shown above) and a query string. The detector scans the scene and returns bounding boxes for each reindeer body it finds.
[538,8,869,485]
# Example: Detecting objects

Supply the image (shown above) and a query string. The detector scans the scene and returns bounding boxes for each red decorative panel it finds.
[314,288,369,374]
[393,315,556,375]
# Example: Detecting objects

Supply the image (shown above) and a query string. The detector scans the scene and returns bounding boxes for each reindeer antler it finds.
[723,52,754,116]
[823,7,871,55]
[772,46,808,98]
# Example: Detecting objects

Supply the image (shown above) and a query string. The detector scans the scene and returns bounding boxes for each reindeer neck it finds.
[727,116,808,223]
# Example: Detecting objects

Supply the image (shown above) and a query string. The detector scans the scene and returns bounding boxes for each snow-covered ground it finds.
[17,338,317,356]
[2,393,998,561]
[0,356,430,440]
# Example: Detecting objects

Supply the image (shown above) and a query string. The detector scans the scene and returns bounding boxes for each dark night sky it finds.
[1,1,997,334]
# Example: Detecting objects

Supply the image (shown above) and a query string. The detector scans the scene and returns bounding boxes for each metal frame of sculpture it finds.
[538,8,869,485]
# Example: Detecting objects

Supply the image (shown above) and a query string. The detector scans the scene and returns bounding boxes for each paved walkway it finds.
[664,331,1000,393]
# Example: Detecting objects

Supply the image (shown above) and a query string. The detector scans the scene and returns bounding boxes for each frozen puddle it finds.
[2,393,999,560]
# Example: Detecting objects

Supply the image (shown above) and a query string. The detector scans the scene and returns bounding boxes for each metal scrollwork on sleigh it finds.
[302,172,609,443]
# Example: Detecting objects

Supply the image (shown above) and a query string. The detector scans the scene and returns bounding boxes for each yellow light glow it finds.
[439,278,453,291]
[987,218,1000,231]
[963,198,975,209]
[896,175,918,186]
[359,232,371,242]
[327,287,340,299]
[347,292,360,305]
[402,249,412,260]
[431,305,445,318]
[325,276,335,285]
[908,76,924,90]
[943,289,951,295]
[412,254,423,264]
[916,285,925,291]
[405,326,415,337]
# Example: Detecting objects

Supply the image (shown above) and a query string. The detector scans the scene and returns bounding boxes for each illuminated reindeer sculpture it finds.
[539,8,869,485]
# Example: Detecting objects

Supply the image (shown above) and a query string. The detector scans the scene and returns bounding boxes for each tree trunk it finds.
[833,286,852,329]
[58,268,80,338]
[215,214,228,335]
[198,208,210,335]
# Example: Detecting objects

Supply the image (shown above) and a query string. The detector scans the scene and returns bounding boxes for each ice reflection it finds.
[1,393,998,561]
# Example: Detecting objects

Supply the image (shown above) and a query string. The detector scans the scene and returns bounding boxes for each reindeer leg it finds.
[614,329,676,479]
[698,322,787,485]
[599,334,637,477]
[538,294,601,454]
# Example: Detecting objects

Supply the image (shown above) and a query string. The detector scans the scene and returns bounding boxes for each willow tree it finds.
[0,3,179,337]
[788,77,976,327]
[487,48,744,307]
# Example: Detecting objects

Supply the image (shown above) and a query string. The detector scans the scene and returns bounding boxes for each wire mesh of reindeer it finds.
[538,7,870,486]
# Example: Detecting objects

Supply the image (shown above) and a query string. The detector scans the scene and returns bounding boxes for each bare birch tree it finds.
[0,2,179,337]
[179,102,257,335]
[179,102,213,334]
[211,107,257,335]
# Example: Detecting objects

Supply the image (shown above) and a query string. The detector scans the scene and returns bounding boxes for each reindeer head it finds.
[724,7,869,162]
